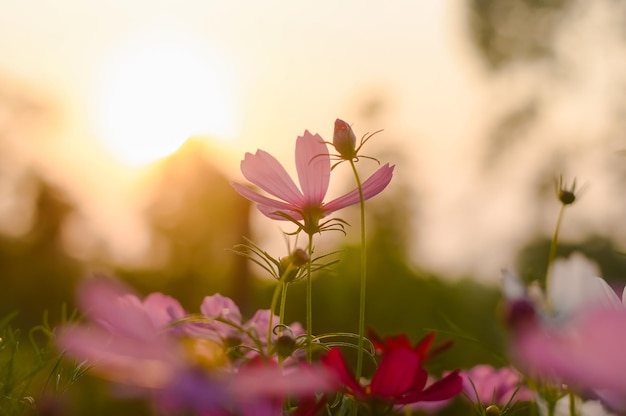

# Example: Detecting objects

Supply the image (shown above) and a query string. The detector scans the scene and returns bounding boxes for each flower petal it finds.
[513,308,626,397]
[231,182,298,213]
[256,204,304,221]
[57,325,177,389]
[77,277,157,340]
[324,163,394,214]
[548,253,620,318]
[397,370,462,404]
[240,150,305,206]
[320,348,366,398]
[198,294,243,339]
[144,293,186,328]
[370,348,421,400]
[295,131,330,206]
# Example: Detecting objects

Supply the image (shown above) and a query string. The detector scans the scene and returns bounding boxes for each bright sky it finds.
[0,1,624,280]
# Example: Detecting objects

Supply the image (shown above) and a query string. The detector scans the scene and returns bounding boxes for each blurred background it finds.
[1,0,626,414]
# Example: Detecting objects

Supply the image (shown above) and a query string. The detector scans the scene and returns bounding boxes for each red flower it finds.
[367,330,454,362]
[321,346,462,407]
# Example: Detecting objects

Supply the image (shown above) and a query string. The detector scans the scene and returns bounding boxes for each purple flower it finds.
[232,130,394,233]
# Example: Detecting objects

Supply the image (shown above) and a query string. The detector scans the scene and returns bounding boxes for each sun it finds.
[92,28,238,167]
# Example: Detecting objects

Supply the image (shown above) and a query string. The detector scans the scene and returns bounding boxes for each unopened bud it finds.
[486,405,501,416]
[333,119,357,160]
[555,176,579,206]
[275,335,297,358]
[278,249,310,282]
[558,189,576,205]
[290,248,309,267]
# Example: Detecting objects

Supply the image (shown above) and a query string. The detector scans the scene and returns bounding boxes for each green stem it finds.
[546,204,567,310]
[349,160,367,381]
[279,281,288,329]
[306,232,314,362]
[267,278,284,355]
[569,392,576,416]
[267,266,295,355]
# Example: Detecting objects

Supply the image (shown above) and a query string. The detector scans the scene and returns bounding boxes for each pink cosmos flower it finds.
[193,294,304,360]
[231,130,394,233]
[504,254,626,411]
[57,278,334,415]
[57,277,186,389]
[460,364,534,406]
[512,307,626,411]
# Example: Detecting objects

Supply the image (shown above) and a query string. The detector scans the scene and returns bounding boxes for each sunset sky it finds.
[1,0,624,280]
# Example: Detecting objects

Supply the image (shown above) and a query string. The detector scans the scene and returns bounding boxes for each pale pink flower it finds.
[232,130,394,233]
[461,364,534,406]
[195,293,244,341]
[57,278,335,415]
[512,307,626,412]
[194,295,304,359]
[57,277,185,389]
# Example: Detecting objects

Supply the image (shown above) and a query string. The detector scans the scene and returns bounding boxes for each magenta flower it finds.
[321,347,462,411]
[232,130,394,234]
[460,364,534,406]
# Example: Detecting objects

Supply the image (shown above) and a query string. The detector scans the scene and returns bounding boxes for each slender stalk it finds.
[279,281,288,328]
[306,232,314,362]
[548,205,566,273]
[267,265,294,354]
[349,160,367,381]
[546,204,566,310]
[569,392,576,416]
[267,274,287,355]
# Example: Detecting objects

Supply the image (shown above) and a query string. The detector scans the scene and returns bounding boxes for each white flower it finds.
[548,252,623,319]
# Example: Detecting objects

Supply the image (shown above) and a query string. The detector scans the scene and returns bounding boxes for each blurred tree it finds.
[517,235,626,285]
[0,170,81,329]
[120,139,253,313]
[464,0,626,266]
[0,77,81,329]
[467,0,571,70]
[465,0,626,160]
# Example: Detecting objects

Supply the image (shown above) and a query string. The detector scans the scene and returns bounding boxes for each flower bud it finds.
[486,405,501,416]
[333,118,357,160]
[278,249,310,282]
[555,176,578,206]
[290,248,309,267]
[275,334,297,358]
[558,189,576,205]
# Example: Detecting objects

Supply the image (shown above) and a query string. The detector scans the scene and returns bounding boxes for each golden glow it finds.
[92,28,238,166]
